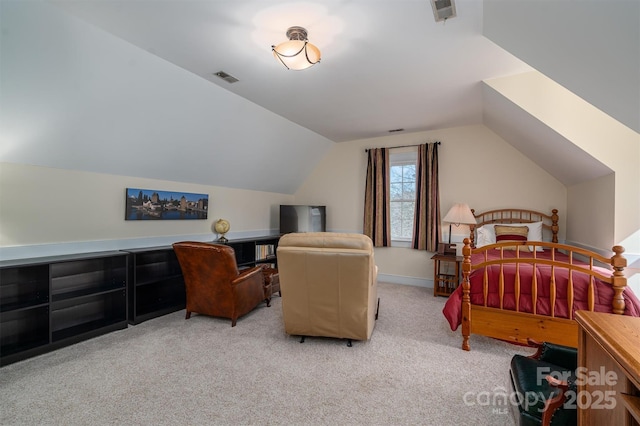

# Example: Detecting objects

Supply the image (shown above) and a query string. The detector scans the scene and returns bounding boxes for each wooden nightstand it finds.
[431,253,462,297]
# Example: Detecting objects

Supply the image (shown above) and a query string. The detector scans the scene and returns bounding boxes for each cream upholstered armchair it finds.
[276,232,379,344]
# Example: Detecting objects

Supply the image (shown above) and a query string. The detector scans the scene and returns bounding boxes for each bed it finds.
[442,208,640,351]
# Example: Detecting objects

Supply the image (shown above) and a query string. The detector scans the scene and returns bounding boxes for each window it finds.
[389,150,417,244]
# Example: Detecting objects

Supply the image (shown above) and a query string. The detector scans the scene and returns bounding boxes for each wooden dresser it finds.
[575,310,640,425]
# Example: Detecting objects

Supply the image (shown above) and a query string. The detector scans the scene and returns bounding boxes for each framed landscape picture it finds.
[125,188,208,220]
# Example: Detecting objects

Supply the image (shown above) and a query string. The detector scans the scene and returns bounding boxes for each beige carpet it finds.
[0,283,531,425]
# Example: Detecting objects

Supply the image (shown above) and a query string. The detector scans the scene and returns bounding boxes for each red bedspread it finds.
[442,249,640,331]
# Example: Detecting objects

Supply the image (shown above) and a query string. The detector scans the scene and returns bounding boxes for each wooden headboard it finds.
[468,208,559,247]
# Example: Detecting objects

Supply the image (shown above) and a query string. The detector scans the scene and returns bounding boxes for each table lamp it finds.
[442,203,476,253]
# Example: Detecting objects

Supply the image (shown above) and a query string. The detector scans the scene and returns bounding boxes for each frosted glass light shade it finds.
[272,26,321,70]
[272,40,320,70]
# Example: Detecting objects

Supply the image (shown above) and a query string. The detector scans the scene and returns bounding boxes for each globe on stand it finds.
[213,219,230,243]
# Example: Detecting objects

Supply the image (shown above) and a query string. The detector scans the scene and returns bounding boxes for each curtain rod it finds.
[364,141,440,152]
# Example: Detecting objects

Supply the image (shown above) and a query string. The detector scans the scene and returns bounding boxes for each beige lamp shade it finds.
[443,203,476,246]
[443,203,476,225]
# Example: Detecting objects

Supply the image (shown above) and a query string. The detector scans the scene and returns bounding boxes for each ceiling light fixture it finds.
[272,26,321,71]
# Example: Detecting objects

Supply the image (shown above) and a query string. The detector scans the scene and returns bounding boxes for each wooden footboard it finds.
[460,238,627,351]
[466,306,578,348]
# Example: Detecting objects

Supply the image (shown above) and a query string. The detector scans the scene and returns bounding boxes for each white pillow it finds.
[475,221,544,251]
[476,225,494,248]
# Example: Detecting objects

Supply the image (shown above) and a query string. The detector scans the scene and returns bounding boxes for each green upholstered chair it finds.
[509,340,577,426]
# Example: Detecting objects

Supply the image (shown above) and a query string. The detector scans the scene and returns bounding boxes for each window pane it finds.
[390,202,402,237]
[403,165,416,182]
[390,166,403,183]
[390,202,401,218]
[403,202,415,238]
[401,201,415,216]
[401,217,413,238]
[402,182,416,200]
[390,182,403,201]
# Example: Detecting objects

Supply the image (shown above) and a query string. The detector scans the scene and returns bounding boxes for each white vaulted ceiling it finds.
[2,1,637,192]
[49,0,535,142]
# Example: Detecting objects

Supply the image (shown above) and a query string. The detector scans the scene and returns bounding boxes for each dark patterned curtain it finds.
[363,148,391,247]
[412,143,441,251]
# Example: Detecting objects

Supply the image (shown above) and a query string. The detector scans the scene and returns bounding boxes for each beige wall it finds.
[294,124,567,285]
[567,175,639,293]
[566,174,615,250]
[0,162,292,259]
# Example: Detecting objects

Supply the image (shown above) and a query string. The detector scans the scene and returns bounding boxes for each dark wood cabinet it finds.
[0,236,281,366]
[0,252,128,366]
[123,246,185,325]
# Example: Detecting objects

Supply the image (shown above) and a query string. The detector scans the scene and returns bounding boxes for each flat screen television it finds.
[279,205,326,234]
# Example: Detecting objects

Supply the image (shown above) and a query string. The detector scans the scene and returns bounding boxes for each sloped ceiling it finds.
[2,1,637,193]
[48,0,533,143]
[480,0,639,186]
[0,1,333,194]
[483,82,613,186]
[483,0,639,135]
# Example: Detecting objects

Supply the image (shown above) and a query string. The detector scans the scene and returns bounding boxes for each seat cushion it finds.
[509,355,576,425]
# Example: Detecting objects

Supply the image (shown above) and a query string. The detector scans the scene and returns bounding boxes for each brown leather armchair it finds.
[172,241,268,326]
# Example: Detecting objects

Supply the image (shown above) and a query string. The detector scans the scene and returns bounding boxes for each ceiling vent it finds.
[214,71,239,84]
[431,0,456,22]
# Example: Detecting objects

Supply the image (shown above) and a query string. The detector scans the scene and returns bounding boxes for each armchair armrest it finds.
[231,265,268,307]
[541,375,572,426]
[233,265,266,285]
[232,266,267,297]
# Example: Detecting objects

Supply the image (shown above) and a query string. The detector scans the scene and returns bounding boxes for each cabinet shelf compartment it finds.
[125,247,186,324]
[621,394,640,424]
[228,242,254,266]
[0,306,49,358]
[0,265,49,312]
[51,257,127,301]
[52,282,126,303]
[132,276,185,323]
[257,255,277,261]
[435,274,457,293]
[135,273,184,287]
[225,236,280,268]
[131,250,183,285]
[0,251,128,366]
[436,273,456,279]
[255,243,276,262]
[51,290,126,342]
